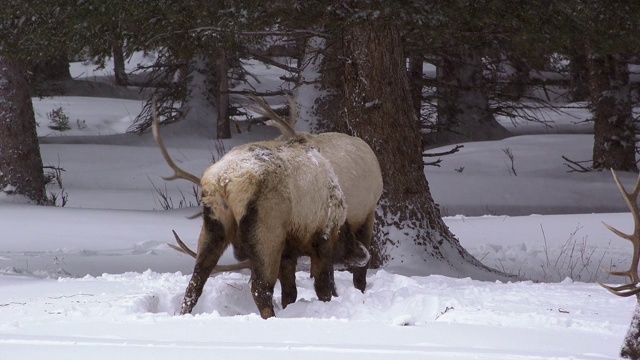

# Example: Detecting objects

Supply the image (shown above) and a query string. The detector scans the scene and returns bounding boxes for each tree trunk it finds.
[296,36,342,134]
[509,56,530,100]
[588,54,636,172]
[0,57,48,204]
[337,22,506,280]
[30,55,71,83]
[216,50,231,139]
[569,47,589,102]
[176,55,219,138]
[113,40,128,86]
[29,55,71,96]
[408,55,424,122]
[621,296,640,358]
[433,48,510,146]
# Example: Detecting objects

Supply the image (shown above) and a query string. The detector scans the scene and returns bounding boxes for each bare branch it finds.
[423,145,464,157]
[189,27,330,39]
[561,156,593,173]
[227,89,289,97]
[246,51,300,73]
[423,159,443,167]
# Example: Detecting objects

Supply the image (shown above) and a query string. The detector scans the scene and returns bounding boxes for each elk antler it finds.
[167,230,197,257]
[246,95,297,138]
[168,229,252,273]
[600,169,640,297]
[151,99,201,185]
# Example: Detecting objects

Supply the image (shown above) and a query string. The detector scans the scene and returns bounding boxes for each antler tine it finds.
[151,98,201,186]
[599,282,640,297]
[169,229,252,274]
[600,169,640,296]
[246,95,297,138]
[167,230,197,258]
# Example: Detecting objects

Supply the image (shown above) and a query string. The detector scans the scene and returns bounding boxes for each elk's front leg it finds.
[181,213,228,315]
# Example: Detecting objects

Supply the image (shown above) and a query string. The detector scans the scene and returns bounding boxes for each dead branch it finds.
[423,144,464,157]
[423,159,443,167]
[246,51,300,73]
[227,89,289,97]
[561,156,592,172]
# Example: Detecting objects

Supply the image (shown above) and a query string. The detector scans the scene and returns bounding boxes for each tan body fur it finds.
[302,132,383,290]
[200,131,384,293]
[181,137,346,319]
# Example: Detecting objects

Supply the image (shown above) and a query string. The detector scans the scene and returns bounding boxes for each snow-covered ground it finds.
[0,59,636,359]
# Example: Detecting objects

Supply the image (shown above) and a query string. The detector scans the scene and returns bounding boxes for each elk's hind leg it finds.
[181,211,228,315]
[279,246,298,308]
[239,200,284,319]
[352,211,375,292]
[310,230,337,302]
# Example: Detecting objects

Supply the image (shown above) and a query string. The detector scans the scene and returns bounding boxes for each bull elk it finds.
[168,96,384,292]
[600,169,640,358]
[153,103,347,319]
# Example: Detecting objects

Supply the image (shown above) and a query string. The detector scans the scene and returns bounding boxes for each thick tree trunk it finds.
[0,57,48,204]
[588,54,636,172]
[433,48,510,146]
[337,22,506,280]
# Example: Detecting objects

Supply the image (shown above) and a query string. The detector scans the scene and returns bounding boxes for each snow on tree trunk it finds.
[588,54,636,172]
[173,55,219,138]
[295,36,340,134]
[433,48,510,146]
[0,56,48,204]
[337,22,508,280]
[621,296,640,358]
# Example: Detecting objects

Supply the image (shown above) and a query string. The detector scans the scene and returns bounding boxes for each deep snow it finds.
[0,57,636,359]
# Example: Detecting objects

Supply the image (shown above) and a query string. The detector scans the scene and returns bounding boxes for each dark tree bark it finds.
[508,56,531,100]
[337,21,506,279]
[0,57,48,204]
[30,55,71,83]
[588,54,636,172]
[29,55,71,96]
[433,48,510,146]
[113,40,128,86]
[408,55,424,122]
[569,47,589,102]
